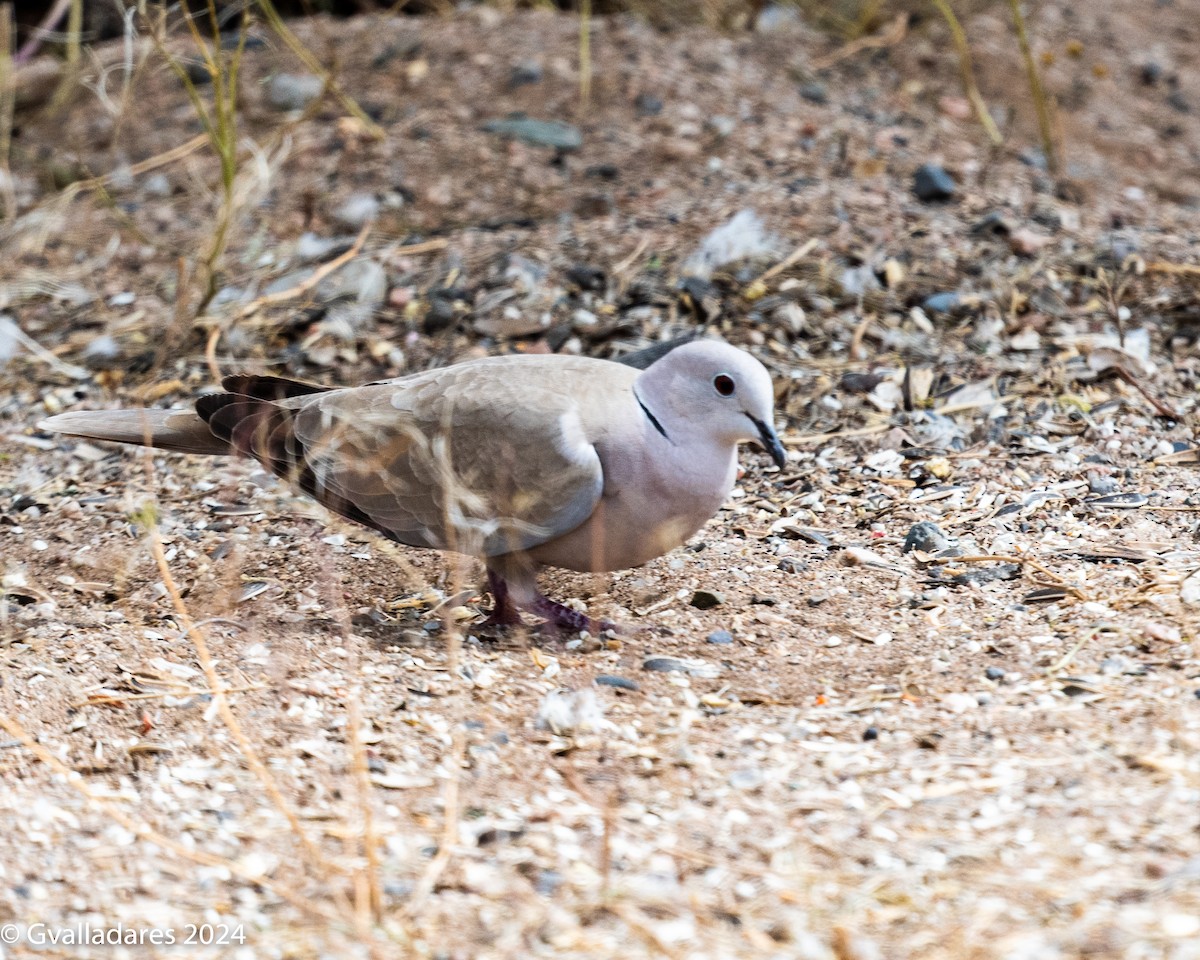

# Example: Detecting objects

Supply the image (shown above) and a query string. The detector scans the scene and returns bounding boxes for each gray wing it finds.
[198,366,605,558]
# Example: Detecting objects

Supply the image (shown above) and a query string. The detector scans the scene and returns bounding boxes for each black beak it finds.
[750,416,787,469]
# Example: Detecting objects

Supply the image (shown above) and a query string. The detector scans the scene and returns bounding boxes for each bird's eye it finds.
[713,374,736,397]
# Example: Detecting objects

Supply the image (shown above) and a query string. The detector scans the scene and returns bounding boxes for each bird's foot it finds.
[529,594,619,637]
[479,569,525,630]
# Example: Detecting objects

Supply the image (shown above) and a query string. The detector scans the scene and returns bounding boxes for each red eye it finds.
[713,374,735,397]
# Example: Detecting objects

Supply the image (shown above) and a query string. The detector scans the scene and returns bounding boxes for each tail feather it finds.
[39,409,230,456]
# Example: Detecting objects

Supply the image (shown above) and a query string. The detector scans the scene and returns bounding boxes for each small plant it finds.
[148,0,249,317]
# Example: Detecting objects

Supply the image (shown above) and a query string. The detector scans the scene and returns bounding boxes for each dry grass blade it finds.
[928,0,1003,146]
[1007,0,1058,174]
[254,0,384,141]
[0,4,16,220]
[347,689,383,927]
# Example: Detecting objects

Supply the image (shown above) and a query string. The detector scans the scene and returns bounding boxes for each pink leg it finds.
[483,570,617,635]
[480,569,524,627]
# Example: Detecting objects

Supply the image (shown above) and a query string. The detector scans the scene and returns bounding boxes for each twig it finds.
[14,0,71,64]
[1113,365,1179,419]
[810,11,908,71]
[73,681,266,708]
[753,237,818,285]
[1144,261,1200,276]
[613,235,649,277]
[237,220,373,317]
[784,423,891,446]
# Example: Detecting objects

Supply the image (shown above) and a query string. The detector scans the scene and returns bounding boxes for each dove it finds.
[40,339,785,633]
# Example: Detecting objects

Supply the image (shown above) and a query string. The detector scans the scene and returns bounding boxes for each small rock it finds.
[143,173,172,198]
[777,557,806,575]
[913,163,956,202]
[690,589,725,610]
[985,666,1005,681]
[840,372,885,394]
[333,192,380,229]
[948,564,1021,586]
[1167,91,1190,114]
[642,656,721,679]
[482,116,582,150]
[862,726,879,742]
[706,630,734,645]
[267,73,323,111]
[922,292,961,315]
[972,210,1012,237]
[729,767,764,790]
[565,264,605,291]
[799,82,828,105]
[594,674,639,692]
[82,335,121,362]
[904,521,951,554]
[1088,474,1119,495]
[707,115,736,137]
[1010,227,1052,257]
[509,60,543,88]
[634,92,663,116]
[755,4,801,31]
[1140,61,1164,85]
[807,593,828,607]
[1181,571,1200,606]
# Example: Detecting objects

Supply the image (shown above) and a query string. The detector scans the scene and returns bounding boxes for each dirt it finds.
[2,4,1200,958]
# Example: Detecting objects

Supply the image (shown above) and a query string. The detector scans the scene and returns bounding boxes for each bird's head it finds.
[637,340,786,468]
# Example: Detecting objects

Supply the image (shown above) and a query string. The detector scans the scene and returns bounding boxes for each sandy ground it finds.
[2,4,1200,958]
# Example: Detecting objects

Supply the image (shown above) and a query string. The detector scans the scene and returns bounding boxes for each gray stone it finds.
[913,163,956,202]
[267,73,323,111]
[482,117,582,150]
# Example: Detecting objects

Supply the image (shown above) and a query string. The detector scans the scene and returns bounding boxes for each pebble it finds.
[333,192,380,229]
[903,521,951,554]
[922,292,961,315]
[798,82,828,105]
[481,116,582,150]
[913,163,956,202]
[594,674,639,692]
[143,173,172,198]
[728,768,764,790]
[267,73,323,111]
[690,589,725,610]
[862,726,879,742]
[642,656,721,679]
[634,92,663,117]
[985,666,1005,681]
[1167,90,1190,114]
[707,115,736,137]
[706,630,734,645]
[948,564,1021,586]
[1087,474,1119,494]
[777,557,806,574]
[509,60,543,88]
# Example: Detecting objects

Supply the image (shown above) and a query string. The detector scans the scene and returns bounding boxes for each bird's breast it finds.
[528,436,738,573]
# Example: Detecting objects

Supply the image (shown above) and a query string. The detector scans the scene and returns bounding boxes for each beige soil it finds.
[1,3,1199,958]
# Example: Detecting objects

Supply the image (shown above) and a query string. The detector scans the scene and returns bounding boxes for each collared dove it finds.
[40,340,785,632]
